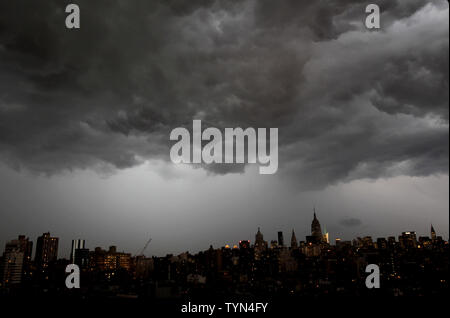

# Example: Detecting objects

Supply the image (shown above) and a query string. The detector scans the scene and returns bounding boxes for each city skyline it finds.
[2,205,448,300]
[2,211,447,260]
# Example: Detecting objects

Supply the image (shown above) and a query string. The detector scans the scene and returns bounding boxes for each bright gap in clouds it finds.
[0,162,447,258]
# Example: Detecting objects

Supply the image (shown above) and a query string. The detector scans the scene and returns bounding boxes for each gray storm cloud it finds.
[0,0,448,189]
[339,217,362,227]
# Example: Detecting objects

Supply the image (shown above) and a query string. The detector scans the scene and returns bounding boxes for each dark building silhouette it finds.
[35,232,58,269]
[70,239,85,263]
[70,239,90,269]
[431,224,437,241]
[1,236,32,286]
[377,237,388,249]
[239,240,250,249]
[270,240,278,248]
[311,209,323,241]
[9,236,32,274]
[254,228,267,252]
[75,248,90,269]
[399,231,417,249]
[10,236,33,262]
[277,231,284,247]
[290,230,298,248]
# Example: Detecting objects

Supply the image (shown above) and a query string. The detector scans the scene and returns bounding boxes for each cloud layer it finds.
[0,0,448,188]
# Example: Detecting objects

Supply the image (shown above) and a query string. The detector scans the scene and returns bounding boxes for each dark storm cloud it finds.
[339,217,362,227]
[0,0,448,186]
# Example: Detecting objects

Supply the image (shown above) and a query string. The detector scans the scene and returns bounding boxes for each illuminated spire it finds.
[322,225,329,244]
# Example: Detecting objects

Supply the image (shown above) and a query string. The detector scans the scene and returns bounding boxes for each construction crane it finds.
[137,237,152,256]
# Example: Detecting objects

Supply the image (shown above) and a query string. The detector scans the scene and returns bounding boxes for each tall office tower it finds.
[1,248,24,286]
[311,209,323,240]
[431,224,437,241]
[290,230,298,248]
[254,228,267,252]
[35,232,59,269]
[1,236,31,286]
[21,236,33,272]
[277,231,284,247]
[4,236,33,273]
[71,239,86,263]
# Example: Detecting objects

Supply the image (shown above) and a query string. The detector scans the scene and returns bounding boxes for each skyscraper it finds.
[277,231,284,247]
[290,230,298,248]
[254,227,267,252]
[4,235,33,275]
[431,224,437,241]
[35,232,59,269]
[1,248,23,286]
[71,239,90,268]
[71,239,85,263]
[1,236,31,286]
[311,209,323,240]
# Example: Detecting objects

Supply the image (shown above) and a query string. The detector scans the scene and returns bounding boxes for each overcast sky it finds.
[0,0,448,258]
